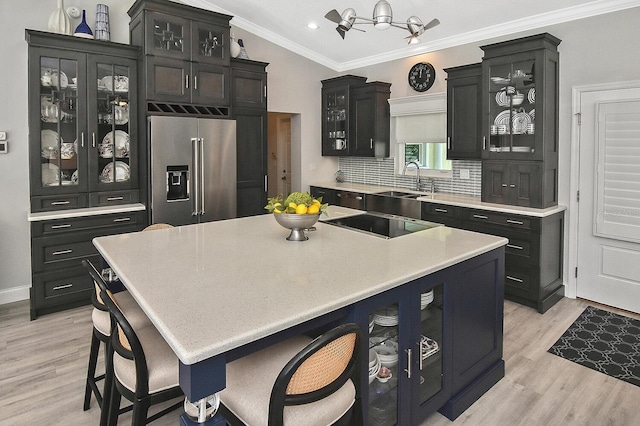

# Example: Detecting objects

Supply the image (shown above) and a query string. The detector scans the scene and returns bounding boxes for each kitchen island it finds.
[93,207,507,424]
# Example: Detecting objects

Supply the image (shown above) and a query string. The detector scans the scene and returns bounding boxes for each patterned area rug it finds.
[548,306,640,387]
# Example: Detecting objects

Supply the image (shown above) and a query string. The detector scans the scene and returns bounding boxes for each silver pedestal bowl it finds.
[273,213,320,241]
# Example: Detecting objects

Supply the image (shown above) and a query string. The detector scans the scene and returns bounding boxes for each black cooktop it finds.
[324,213,441,239]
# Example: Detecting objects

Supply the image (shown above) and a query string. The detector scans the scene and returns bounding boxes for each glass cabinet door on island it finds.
[364,282,446,426]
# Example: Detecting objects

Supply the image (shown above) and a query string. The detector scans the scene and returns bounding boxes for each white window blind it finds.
[395,113,446,144]
[594,100,640,242]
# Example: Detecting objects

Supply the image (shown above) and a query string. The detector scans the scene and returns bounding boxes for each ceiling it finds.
[184,0,640,72]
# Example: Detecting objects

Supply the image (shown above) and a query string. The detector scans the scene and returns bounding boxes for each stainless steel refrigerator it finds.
[149,116,236,226]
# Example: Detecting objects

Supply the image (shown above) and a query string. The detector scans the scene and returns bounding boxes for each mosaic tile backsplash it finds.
[337,157,482,197]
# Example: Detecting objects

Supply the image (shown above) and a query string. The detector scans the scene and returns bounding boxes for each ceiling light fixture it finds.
[307,22,319,30]
[325,0,440,44]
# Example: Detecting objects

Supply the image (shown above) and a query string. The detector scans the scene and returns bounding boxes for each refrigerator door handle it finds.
[191,137,199,216]
[199,138,206,216]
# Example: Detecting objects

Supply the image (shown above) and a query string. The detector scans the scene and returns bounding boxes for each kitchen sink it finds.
[374,190,421,199]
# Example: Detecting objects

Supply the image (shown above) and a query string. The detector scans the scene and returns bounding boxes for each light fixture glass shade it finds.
[373,0,392,30]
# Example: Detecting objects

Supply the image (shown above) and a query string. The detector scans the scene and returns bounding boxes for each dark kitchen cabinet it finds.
[232,58,268,217]
[355,248,504,424]
[444,63,482,160]
[481,161,543,208]
[421,202,462,228]
[321,75,391,157]
[321,75,367,156]
[351,82,391,157]
[26,30,141,212]
[128,0,232,108]
[480,33,560,208]
[309,186,337,205]
[460,207,564,313]
[26,30,145,318]
[29,210,146,319]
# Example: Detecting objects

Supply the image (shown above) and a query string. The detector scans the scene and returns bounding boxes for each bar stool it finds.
[218,323,364,426]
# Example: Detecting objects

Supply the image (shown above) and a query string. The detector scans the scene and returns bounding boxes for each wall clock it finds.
[408,62,436,92]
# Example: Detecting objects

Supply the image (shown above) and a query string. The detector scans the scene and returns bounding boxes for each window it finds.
[393,109,452,177]
[389,94,452,178]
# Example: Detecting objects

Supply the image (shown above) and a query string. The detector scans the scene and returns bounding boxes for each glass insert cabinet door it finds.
[366,283,444,426]
[90,62,133,190]
[324,87,348,151]
[486,58,537,155]
[38,55,85,192]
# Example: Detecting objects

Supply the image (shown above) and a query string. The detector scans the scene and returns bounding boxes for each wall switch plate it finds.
[460,169,470,179]
[0,141,7,153]
[0,131,7,140]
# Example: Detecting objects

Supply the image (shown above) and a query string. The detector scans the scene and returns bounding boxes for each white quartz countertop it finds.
[28,203,146,221]
[93,207,506,365]
[312,182,566,217]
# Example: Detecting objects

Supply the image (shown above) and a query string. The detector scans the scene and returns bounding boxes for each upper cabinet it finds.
[445,63,482,160]
[480,33,561,208]
[481,34,560,162]
[128,0,231,108]
[27,30,140,212]
[321,75,390,157]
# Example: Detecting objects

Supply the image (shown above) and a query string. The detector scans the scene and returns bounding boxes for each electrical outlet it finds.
[0,131,7,140]
[460,169,470,179]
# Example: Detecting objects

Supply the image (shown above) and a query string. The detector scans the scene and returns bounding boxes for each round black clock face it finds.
[408,62,436,92]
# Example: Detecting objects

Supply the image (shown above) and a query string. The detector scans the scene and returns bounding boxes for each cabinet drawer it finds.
[32,235,99,273]
[89,190,140,206]
[31,266,96,309]
[422,203,461,228]
[504,264,536,299]
[461,209,532,230]
[31,211,146,237]
[31,194,89,212]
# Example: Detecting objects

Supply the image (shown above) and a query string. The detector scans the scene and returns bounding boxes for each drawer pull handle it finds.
[355,196,363,200]
[506,219,524,225]
[506,275,524,283]
[107,196,124,201]
[51,201,70,206]
[506,244,524,250]
[434,208,448,213]
[52,249,73,256]
[509,184,516,188]
[473,214,488,220]
[52,284,73,291]
[113,217,132,223]
[51,224,72,229]
[502,184,508,187]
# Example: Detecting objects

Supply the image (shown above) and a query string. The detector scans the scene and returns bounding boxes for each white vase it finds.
[230,37,241,58]
[48,0,72,35]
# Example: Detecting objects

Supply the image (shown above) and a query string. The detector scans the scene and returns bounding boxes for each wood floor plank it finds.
[2,297,639,425]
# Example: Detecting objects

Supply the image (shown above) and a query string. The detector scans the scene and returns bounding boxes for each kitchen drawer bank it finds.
[311,183,565,313]
[28,204,146,319]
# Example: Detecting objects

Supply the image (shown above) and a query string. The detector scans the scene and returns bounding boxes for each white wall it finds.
[2,1,639,304]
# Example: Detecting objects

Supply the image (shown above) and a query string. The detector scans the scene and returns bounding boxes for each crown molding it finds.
[182,0,640,72]
[388,93,446,116]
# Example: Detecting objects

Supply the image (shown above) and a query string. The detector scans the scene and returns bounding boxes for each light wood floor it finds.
[1,297,639,425]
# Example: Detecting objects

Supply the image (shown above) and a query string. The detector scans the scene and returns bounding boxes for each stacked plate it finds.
[372,306,398,327]
[368,349,380,384]
[421,290,434,310]
[100,161,130,183]
[370,337,399,368]
[420,335,440,360]
[368,317,375,333]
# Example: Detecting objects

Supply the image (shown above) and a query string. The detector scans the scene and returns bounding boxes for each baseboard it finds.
[0,285,30,305]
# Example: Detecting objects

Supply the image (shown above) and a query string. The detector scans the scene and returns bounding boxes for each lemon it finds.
[274,207,283,214]
[288,202,298,209]
[312,199,321,206]
[295,204,308,214]
[307,204,320,214]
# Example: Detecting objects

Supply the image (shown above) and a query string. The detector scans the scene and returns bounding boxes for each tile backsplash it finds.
[338,157,482,197]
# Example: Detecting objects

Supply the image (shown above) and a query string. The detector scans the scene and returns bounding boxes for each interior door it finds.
[577,88,640,313]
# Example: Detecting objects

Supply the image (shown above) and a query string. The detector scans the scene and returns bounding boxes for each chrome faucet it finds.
[403,161,421,191]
